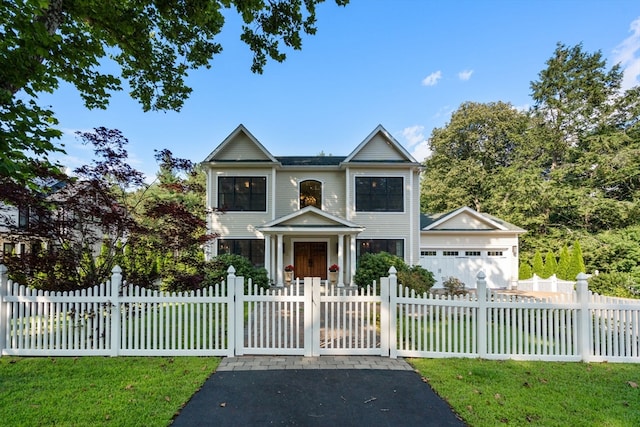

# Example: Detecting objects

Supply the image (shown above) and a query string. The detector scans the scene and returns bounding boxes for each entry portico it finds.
[257,206,365,286]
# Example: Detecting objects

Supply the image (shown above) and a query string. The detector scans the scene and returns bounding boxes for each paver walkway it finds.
[217,355,415,371]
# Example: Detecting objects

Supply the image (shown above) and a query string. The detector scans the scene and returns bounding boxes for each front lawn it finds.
[409,358,640,426]
[0,356,220,427]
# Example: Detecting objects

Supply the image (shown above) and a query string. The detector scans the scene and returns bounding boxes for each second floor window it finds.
[300,180,322,209]
[355,177,403,212]
[218,176,266,211]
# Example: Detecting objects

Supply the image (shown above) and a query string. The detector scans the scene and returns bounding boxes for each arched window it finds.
[300,180,322,209]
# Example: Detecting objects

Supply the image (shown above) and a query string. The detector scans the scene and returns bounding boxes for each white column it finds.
[349,235,357,286]
[337,233,345,287]
[276,234,284,287]
[264,235,272,283]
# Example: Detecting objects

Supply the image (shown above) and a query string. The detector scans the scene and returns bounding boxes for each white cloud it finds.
[421,71,442,86]
[401,125,432,161]
[458,69,473,81]
[613,16,640,90]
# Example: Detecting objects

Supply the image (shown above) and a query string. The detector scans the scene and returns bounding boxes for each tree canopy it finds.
[420,42,640,288]
[0,0,348,187]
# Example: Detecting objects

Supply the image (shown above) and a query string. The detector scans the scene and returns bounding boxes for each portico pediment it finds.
[257,206,364,234]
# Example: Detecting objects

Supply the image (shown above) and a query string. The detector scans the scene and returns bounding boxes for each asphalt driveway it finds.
[171,366,466,426]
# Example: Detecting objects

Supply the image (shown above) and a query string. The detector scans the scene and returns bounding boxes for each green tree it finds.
[541,250,558,279]
[530,42,623,170]
[519,262,532,280]
[1,0,348,188]
[531,250,545,277]
[421,101,530,214]
[567,241,586,280]
[556,245,571,280]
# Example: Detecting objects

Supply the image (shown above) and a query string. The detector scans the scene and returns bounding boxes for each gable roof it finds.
[256,206,364,234]
[421,206,525,233]
[343,125,421,165]
[203,124,278,163]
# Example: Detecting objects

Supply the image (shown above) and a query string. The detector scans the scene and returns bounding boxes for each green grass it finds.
[0,356,220,427]
[409,358,640,427]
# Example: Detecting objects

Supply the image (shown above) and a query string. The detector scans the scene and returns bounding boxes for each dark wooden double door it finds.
[294,242,327,279]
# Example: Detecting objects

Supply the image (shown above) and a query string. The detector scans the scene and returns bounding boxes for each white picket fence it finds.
[1,264,639,362]
[517,274,576,294]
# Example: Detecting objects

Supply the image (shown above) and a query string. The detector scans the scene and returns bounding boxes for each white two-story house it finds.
[203,124,423,286]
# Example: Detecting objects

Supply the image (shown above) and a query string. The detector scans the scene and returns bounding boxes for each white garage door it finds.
[420,249,510,289]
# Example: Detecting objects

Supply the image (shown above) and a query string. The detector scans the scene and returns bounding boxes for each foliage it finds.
[567,241,586,280]
[419,42,640,297]
[541,250,557,279]
[0,357,220,427]
[397,265,435,295]
[1,128,214,290]
[353,252,434,294]
[531,250,544,277]
[353,252,407,288]
[202,253,269,292]
[587,272,640,299]
[556,245,571,280]
[518,262,533,280]
[1,0,349,188]
[442,276,468,296]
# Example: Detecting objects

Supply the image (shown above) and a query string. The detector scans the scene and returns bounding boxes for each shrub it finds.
[587,272,640,299]
[519,262,532,280]
[353,252,434,294]
[202,253,269,291]
[442,276,468,296]
[354,252,406,288]
[397,265,435,295]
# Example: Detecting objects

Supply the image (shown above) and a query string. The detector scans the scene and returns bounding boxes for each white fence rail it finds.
[517,274,575,294]
[1,264,639,362]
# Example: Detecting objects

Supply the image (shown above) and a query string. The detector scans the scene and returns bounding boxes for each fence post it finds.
[0,264,8,356]
[228,266,244,357]
[576,273,591,362]
[384,266,397,358]
[310,277,321,357]
[110,266,122,357]
[224,266,236,357]
[476,271,487,359]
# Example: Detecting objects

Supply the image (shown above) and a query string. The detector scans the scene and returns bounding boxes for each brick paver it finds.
[217,355,414,371]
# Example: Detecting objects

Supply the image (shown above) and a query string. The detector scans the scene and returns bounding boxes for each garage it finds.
[419,207,525,290]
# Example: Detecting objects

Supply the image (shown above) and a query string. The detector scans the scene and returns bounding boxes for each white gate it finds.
[236,277,389,356]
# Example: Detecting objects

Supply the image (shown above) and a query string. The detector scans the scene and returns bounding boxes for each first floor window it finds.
[217,239,265,267]
[357,239,404,258]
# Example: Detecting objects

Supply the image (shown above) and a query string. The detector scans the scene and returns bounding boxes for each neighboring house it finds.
[0,202,33,259]
[202,124,525,288]
[0,180,112,260]
[420,207,526,289]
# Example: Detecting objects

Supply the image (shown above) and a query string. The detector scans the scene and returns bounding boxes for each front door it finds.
[294,242,327,279]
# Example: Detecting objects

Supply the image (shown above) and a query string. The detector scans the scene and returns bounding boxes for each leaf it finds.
[165,396,171,402]
[628,381,638,389]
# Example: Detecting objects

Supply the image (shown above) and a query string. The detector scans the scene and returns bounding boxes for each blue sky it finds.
[44,0,640,180]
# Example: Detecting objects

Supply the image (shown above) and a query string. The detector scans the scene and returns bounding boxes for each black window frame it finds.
[355,176,403,212]
[217,239,265,267]
[218,176,267,212]
[357,239,404,258]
